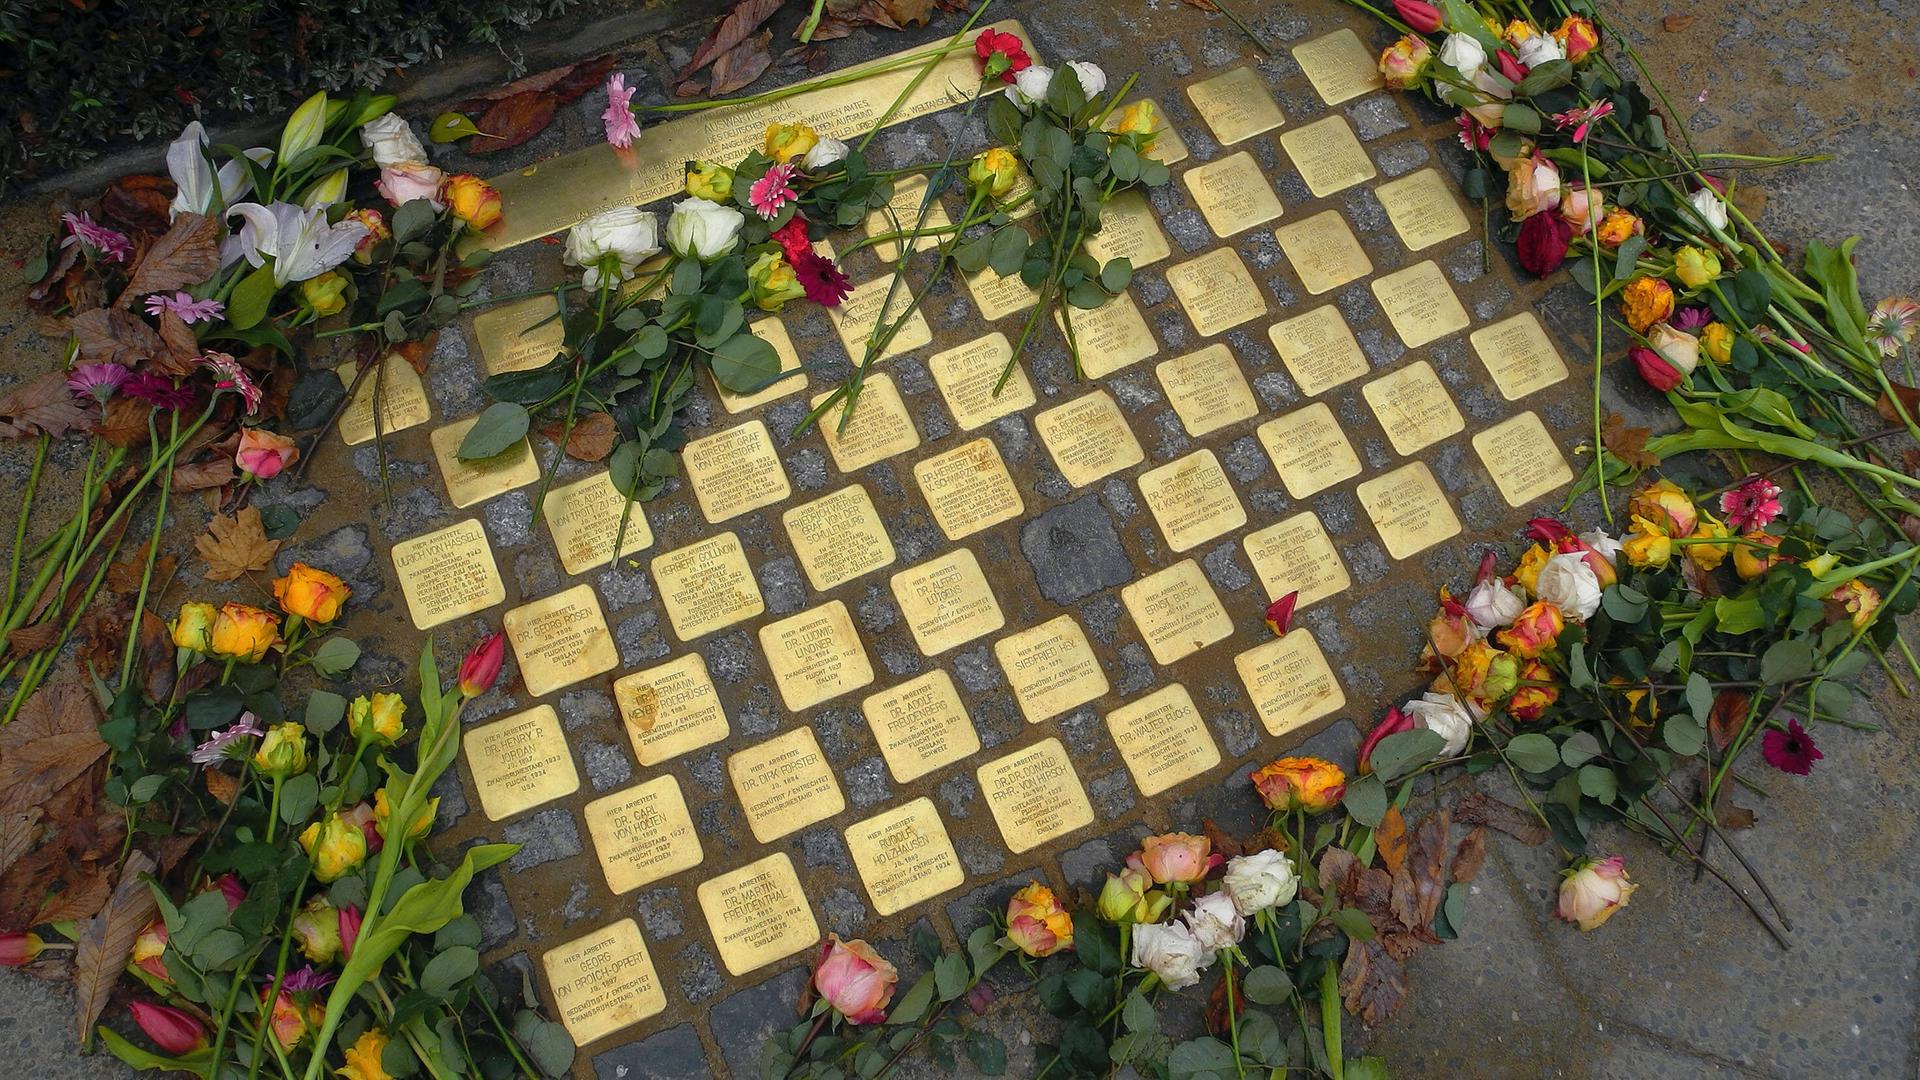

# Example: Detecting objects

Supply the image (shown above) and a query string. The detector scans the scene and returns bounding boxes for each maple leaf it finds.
[1601,413,1661,470]
[195,506,281,582]
[0,685,108,815]
[73,851,157,1041]
[120,212,223,305]
[0,372,93,440]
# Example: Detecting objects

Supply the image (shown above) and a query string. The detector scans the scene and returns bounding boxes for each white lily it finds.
[227,202,368,286]
[167,122,272,219]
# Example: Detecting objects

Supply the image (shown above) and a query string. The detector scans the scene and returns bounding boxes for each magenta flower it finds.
[749,162,798,219]
[122,371,197,412]
[61,211,132,263]
[603,73,642,149]
[191,713,264,765]
[199,351,262,415]
[279,965,336,992]
[1552,100,1615,144]
[1719,476,1783,532]
[1669,305,1713,334]
[793,249,851,307]
[1760,718,1822,776]
[145,291,227,325]
[66,363,128,403]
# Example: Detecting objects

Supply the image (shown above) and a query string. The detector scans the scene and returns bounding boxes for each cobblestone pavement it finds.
[1,1,1916,1077]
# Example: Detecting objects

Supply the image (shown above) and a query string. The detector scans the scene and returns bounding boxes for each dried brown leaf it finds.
[96,396,153,449]
[1707,690,1750,751]
[1338,938,1407,1025]
[1451,827,1487,884]
[0,810,43,879]
[1375,805,1409,876]
[1602,413,1661,470]
[205,770,242,805]
[70,307,163,366]
[394,333,438,377]
[36,868,113,925]
[106,543,176,595]
[1662,14,1695,31]
[469,92,560,155]
[806,15,856,40]
[195,506,280,581]
[1453,792,1550,845]
[879,0,935,25]
[137,611,176,706]
[154,311,202,377]
[1200,818,1244,862]
[543,411,618,462]
[681,0,786,79]
[0,686,108,815]
[1405,809,1452,927]
[708,31,774,96]
[72,851,157,1042]
[1875,382,1920,427]
[172,457,235,493]
[98,177,175,235]
[460,53,618,107]
[0,372,93,440]
[1203,970,1247,1039]
[120,213,222,305]
[5,622,61,658]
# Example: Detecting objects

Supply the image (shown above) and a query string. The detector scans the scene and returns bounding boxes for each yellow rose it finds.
[1112,100,1160,152]
[298,271,348,317]
[1502,18,1538,46]
[1686,514,1731,571]
[968,147,1020,197]
[441,173,503,230]
[685,159,735,202]
[1620,276,1675,334]
[1701,322,1734,365]
[252,722,308,779]
[1513,544,1553,595]
[1672,246,1721,290]
[1802,552,1840,578]
[1628,479,1698,536]
[272,562,349,624]
[338,1030,392,1080]
[1621,518,1672,569]
[349,692,406,747]
[763,122,819,165]
[170,601,217,652]
[1827,580,1882,632]
[374,787,435,841]
[298,813,368,882]
[747,251,804,312]
[1733,532,1783,580]
[210,602,280,662]
[1251,757,1347,813]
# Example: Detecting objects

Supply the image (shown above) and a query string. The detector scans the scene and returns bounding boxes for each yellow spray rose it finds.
[298,271,348,317]
[272,563,349,624]
[1621,517,1673,569]
[374,787,435,842]
[1686,514,1732,571]
[252,722,309,779]
[747,251,805,312]
[1700,322,1735,365]
[968,147,1020,197]
[338,1029,392,1080]
[1672,246,1722,290]
[299,812,368,882]
[685,159,735,202]
[170,601,217,652]
[1112,100,1160,152]
[763,123,819,165]
[349,692,406,747]
[210,602,280,662]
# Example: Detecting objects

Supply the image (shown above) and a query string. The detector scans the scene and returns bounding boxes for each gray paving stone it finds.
[1020,494,1134,605]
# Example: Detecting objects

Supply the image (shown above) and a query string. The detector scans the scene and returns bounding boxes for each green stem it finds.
[118,412,178,694]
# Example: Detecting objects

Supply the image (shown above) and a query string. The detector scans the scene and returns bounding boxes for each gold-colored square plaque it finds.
[429,415,539,509]
[541,920,665,1045]
[714,319,808,413]
[1183,151,1283,238]
[1034,390,1146,488]
[697,852,819,977]
[1473,411,1573,507]
[1235,631,1347,737]
[1085,190,1171,269]
[1292,28,1386,105]
[977,738,1095,854]
[995,615,1109,724]
[1058,294,1158,379]
[813,372,920,473]
[584,774,702,894]
[928,333,1035,431]
[1275,210,1373,296]
[503,583,619,698]
[337,353,431,446]
[614,653,729,767]
[783,485,896,591]
[728,727,846,843]
[1256,403,1362,498]
[1166,247,1265,338]
[1156,343,1258,437]
[1186,66,1285,145]
[464,704,579,821]
[543,471,651,576]
[1106,683,1222,797]
[865,174,952,262]
[1119,559,1233,665]
[1371,260,1470,349]
[1268,305,1369,398]
[759,600,875,712]
[1362,360,1465,456]
[966,265,1040,321]
[652,532,765,640]
[391,518,506,630]
[891,547,1005,655]
[1104,98,1191,164]
[1243,512,1351,610]
[1280,115,1377,198]
[1375,168,1470,252]
[1137,449,1248,554]
[845,797,965,917]
[831,276,932,361]
[1469,312,1570,401]
[913,438,1025,541]
[682,419,791,524]
[1357,461,1462,560]
[862,670,980,783]
[473,294,565,376]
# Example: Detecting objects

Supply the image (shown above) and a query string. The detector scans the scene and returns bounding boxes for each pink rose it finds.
[812,935,897,1025]
[1556,855,1637,931]
[235,427,299,480]
[376,162,446,210]
[1133,832,1217,885]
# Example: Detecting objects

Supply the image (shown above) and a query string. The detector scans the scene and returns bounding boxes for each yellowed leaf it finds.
[194,506,280,582]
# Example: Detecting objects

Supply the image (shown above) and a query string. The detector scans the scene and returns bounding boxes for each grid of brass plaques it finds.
[404,19,1586,1060]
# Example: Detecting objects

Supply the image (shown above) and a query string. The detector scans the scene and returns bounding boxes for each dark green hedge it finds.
[0,0,580,193]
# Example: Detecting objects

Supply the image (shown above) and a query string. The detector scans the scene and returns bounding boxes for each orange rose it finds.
[236,427,298,480]
[1497,601,1564,658]
[1628,479,1698,537]
[1134,832,1216,885]
[1250,757,1347,814]
[1733,531,1783,580]
[1553,15,1599,62]
[1826,580,1882,632]
[1595,209,1643,249]
[1621,276,1675,334]
[1507,659,1558,721]
[209,602,280,662]
[273,562,349,624]
[1004,882,1074,957]
[440,173,503,230]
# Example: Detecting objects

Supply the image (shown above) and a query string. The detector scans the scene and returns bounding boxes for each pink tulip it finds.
[338,904,363,960]
[1392,0,1444,33]
[0,931,43,967]
[812,935,897,1024]
[130,1001,208,1055]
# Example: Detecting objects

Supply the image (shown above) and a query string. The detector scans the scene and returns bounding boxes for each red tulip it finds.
[129,1001,208,1056]
[1525,518,1571,543]
[1629,345,1686,391]
[1393,0,1444,33]
[212,874,245,911]
[457,632,505,697]
[1263,591,1299,637]
[338,905,362,960]
[1358,707,1416,774]
[0,931,43,967]
[1516,211,1573,276]
[1496,49,1527,83]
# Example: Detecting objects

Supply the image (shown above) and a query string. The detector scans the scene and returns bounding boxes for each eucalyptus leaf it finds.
[1504,732,1560,773]
[710,332,780,394]
[456,402,530,460]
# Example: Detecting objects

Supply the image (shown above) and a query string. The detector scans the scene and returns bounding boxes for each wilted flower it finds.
[1595,208,1643,249]
[1867,297,1920,357]
[252,721,308,779]
[1629,344,1687,392]
[1672,246,1721,290]
[747,251,805,312]
[1535,552,1602,622]
[130,919,169,980]
[299,812,369,882]
[360,113,427,168]
[1437,33,1487,80]
[563,206,660,289]
[201,350,263,413]
[190,713,264,765]
[349,692,406,747]
[1497,601,1564,658]
[1556,855,1637,931]
[1005,883,1074,957]
[1513,543,1552,595]
[210,602,279,661]
[145,291,226,324]
[685,160,735,202]
[665,198,745,261]
[1097,866,1172,925]
[603,73,641,149]
[1378,35,1433,89]
[291,895,341,963]
[1357,706,1415,774]
[129,1001,207,1055]
[0,931,45,968]
[1427,598,1479,659]
[61,211,132,263]
[346,209,388,263]
[1134,833,1216,885]
[1826,579,1882,632]
[1761,718,1824,775]
[813,935,897,1024]
[792,247,852,308]
[1221,849,1297,916]
[1457,111,1496,151]
[458,633,506,697]
[1549,99,1611,143]
[66,363,127,404]
[1699,321,1735,365]
[1515,210,1572,276]
[374,787,434,842]
[1507,659,1559,721]
[1620,276,1675,334]
[1182,890,1245,952]
[338,905,362,959]
[261,986,321,1050]
[1732,530,1783,580]
[1558,182,1603,233]
[1404,692,1474,756]
[1264,591,1299,637]
[763,122,820,165]
[170,601,217,653]
[1250,757,1346,813]
[280,964,336,993]
[1629,479,1698,537]
[1129,921,1209,990]
[441,173,503,229]
[338,1029,389,1080]
[748,162,799,219]
[237,427,299,479]
[375,162,445,209]
[1720,476,1783,531]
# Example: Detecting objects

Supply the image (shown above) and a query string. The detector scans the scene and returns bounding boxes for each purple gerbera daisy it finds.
[67,363,128,403]
[279,965,336,992]
[122,371,199,412]
[61,211,132,263]
[145,291,227,325]
[191,713,265,765]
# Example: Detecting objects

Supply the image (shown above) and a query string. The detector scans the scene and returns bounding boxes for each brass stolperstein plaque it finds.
[1357,461,1463,560]
[1138,449,1248,554]
[1275,210,1373,296]
[584,773,703,894]
[1268,305,1369,398]
[1257,402,1362,499]
[1362,359,1465,457]
[1279,115,1377,199]
[614,653,730,767]
[1469,312,1570,401]
[1156,343,1258,437]
[1375,168,1471,252]
[928,333,1036,431]
[891,547,1005,655]
[714,319,808,413]
[728,726,846,844]
[473,293,566,376]
[430,415,539,509]
[392,518,506,630]
[337,354,431,445]
[995,614,1110,724]
[464,704,579,821]
[681,419,791,524]
[1242,511,1352,610]
[1371,260,1470,349]
[1166,247,1266,338]
[813,372,921,473]
[503,583,619,698]
[651,531,765,640]
[543,470,652,576]
[1292,28,1387,105]
[759,599,876,712]
[1235,630,1347,738]
[831,276,934,361]
[1185,66,1286,145]
[913,438,1025,541]
[697,852,820,977]
[783,484,897,591]
[967,264,1042,321]
[865,174,952,262]
[541,919,666,1045]
[1473,410,1574,507]
[845,796,965,916]
[1034,390,1146,489]
[469,20,1035,251]
[1182,151,1283,238]
[977,737,1095,854]
[1057,293,1158,379]
[1105,683,1222,797]
[862,670,981,783]
[1119,558,1234,666]
[1084,190,1172,269]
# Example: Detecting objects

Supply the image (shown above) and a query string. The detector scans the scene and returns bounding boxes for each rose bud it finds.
[812,934,898,1024]
[1556,855,1637,930]
[1096,866,1172,925]
[338,905,363,960]
[1357,706,1415,774]
[1393,0,1444,33]
[129,1001,208,1056]
[1004,882,1074,958]
[1629,344,1687,392]
[272,563,349,624]
[209,602,280,662]
[235,427,299,480]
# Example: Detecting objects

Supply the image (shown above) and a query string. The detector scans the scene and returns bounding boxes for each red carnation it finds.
[1516,209,1573,276]
[974,29,1030,84]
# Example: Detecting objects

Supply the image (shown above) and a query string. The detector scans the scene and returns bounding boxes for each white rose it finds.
[1008,64,1053,111]
[1464,579,1527,629]
[1471,66,1515,101]
[665,198,744,262]
[1438,33,1487,79]
[1515,34,1565,69]
[1183,891,1246,952]
[563,206,660,289]
[1535,552,1603,622]
[1066,61,1107,96]
[1688,188,1729,232]
[1579,530,1624,564]
[1404,692,1474,757]
[1222,849,1298,916]
[803,135,849,171]
[360,113,428,169]
[1130,921,1210,990]
[1650,322,1701,376]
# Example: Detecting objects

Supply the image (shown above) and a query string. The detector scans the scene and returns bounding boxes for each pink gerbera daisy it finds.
[1552,100,1615,143]
[1760,718,1822,776]
[1867,297,1920,358]
[199,351,262,415]
[61,211,132,263]
[749,163,799,219]
[191,713,264,765]
[1669,305,1713,334]
[1719,476,1783,532]
[603,73,642,149]
[280,965,336,992]
[66,363,128,403]
[145,291,227,325]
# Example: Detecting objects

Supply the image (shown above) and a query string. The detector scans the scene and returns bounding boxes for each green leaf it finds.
[305,690,347,734]
[258,503,301,539]
[1167,1036,1236,1078]
[516,1013,574,1077]
[127,773,166,803]
[1602,584,1648,623]
[1502,103,1542,133]
[1504,732,1559,773]
[1341,772,1387,828]
[987,96,1024,147]
[887,972,935,1026]
[1345,1055,1393,1080]
[954,236,993,273]
[391,199,438,244]
[933,953,969,1001]
[1577,764,1618,803]
[279,772,319,826]
[1108,143,1139,182]
[1613,233,1648,282]
[99,1026,214,1073]
[710,332,780,394]
[456,402,530,460]
[1045,64,1087,116]
[1516,59,1573,95]
[1243,965,1292,1004]
[227,265,278,330]
[420,945,480,996]
[1121,990,1159,1034]
[1137,158,1170,187]
[1098,257,1133,294]
[1072,910,1122,976]
[309,636,360,678]
[1684,673,1714,723]
[1329,907,1376,941]
[1663,714,1706,756]
[1369,728,1446,780]
[965,1031,1007,1076]
[429,112,482,143]
[1759,638,1817,685]
[1559,731,1603,767]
